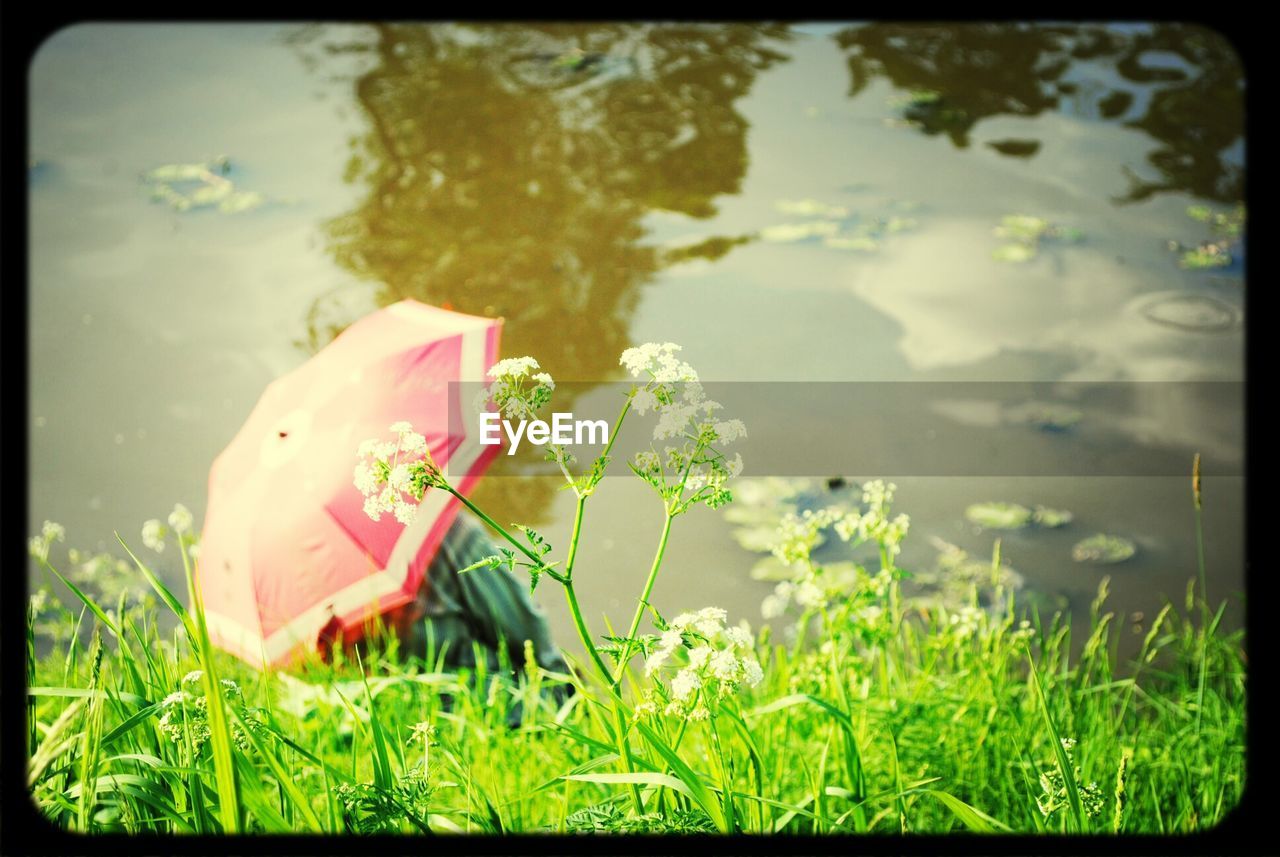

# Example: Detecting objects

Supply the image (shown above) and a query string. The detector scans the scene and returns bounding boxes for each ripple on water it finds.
[1129,291,1241,334]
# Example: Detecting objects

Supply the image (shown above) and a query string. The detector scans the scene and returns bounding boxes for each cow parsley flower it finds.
[168,503,194,535]
[645,606,762,720]
[142,519,167,553]
[488,356,539,379]
[670,668,701,701]
[631,388,658,416]
[714,420,746,443]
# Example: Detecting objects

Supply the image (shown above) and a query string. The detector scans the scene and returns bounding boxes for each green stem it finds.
[600,398,633,463]
[562,581,614,687]
[612,513,674,689]
[1193,481,1208,739]
[445,487,564,583]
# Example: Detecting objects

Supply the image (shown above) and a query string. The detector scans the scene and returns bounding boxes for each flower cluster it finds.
[640,607,763,721]
[620,343,745,514]
[140,503,199,556]
[479,356,556,421]
[27,520,66,563]
[1036,737,1105,820]
[946,605,985,641]
[156,670,262,752]
[757,483,911,635]
[353,422,441,524]
[833,481,910,560]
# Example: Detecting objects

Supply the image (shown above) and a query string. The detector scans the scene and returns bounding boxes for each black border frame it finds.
[4,12,1268,856]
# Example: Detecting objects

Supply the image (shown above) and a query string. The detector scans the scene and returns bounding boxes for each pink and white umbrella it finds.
[196,299,502,668]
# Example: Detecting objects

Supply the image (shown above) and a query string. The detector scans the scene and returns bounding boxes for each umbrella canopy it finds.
[196,299,502,667]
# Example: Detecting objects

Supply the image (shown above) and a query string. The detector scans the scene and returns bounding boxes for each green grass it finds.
[26,543,1244,834]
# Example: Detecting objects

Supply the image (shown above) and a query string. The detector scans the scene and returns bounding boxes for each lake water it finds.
[28,23,1245,656]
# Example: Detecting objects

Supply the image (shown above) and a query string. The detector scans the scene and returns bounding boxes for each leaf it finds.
[993,243,1037,263]
[457,554,502,574]
[633,719,728,832]
[1072,534,1136,564]
[565,771,696,800]
[919,789,1011,832]
[1032,506,1074,528]
[965,502,1033,530]
[1028,656,1085,831]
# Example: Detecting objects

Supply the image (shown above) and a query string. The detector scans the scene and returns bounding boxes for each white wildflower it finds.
[645,648,672,675]
[634,700,658,718]
[669,611,697,631]
[488,356,539,379]
[531,372,555,390]
[742,658,764,688]
[693,606,728,635]
[633,450,660,473]
[354,462,377,494]
[709,650,739,681]
[168,504,194,535]
[388,464,411,491]
[714,420,747,444]
[687,645,714,669]
[761,582,794,620]
[654,402,696,441]
[725,453,744,479]
[631,388,658,415]
[42,521,66,543]
[670,668,701,701]
[795,580,825,609]
[142,519,166,553]
[389,420,414,434]
[400,431,427,454]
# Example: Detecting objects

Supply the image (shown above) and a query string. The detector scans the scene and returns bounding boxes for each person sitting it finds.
[318,510,573,720]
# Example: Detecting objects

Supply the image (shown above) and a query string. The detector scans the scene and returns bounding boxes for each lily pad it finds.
[142,156,265,215]
[1177,242,1232,270]
[1169,204,1245,272]
[992,214,1084,262]
[965,502,1033,530]
[995,215,1051,243]
[1071,534,1136,564]
[993,243,1037,263]
[733,525,785,554]
[750,555,793,581]
[1031,506,1073,528]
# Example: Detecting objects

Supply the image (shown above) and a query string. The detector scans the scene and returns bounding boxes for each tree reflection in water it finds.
[834,23,1243,203]
[294,23,790,524]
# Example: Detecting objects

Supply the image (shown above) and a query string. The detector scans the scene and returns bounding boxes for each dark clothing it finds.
[387,510,570,678]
